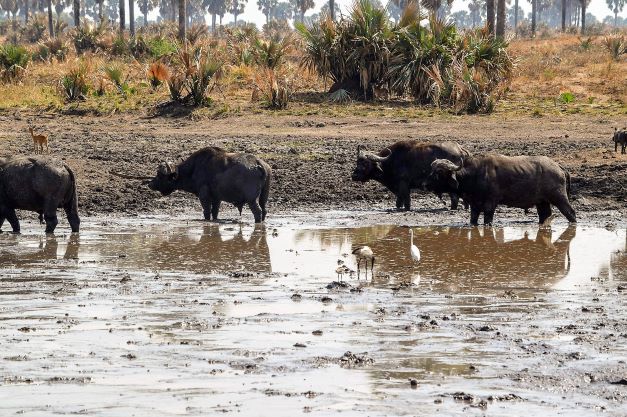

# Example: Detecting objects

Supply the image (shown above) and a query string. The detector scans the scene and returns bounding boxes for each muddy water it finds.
[1,216,626,416]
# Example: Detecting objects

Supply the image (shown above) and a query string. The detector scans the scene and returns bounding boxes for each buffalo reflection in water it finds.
[0,234,79,266]
[372,226,576,290]
[111,224,272,274]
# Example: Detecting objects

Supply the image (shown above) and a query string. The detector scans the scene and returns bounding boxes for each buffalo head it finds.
[148,161,178,196]
[351,145,392,182]
[426,159,463,194]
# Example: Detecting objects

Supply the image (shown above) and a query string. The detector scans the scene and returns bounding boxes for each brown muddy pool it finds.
[1,215,626,416]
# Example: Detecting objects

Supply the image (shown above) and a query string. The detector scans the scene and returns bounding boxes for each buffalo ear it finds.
[447,172,459,190]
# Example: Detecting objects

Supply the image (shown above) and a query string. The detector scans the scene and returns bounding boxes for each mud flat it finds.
[0,113,625,226]
[1,214,626,416]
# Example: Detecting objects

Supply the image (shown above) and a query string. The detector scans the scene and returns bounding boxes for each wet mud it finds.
[1,217,626,416]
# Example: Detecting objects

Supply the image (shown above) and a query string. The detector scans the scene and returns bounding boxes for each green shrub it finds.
[148,37,178,58]
[111,35,130,56]
[22,14,48,43]
[297,0,513,113]
[0,44,31,83]
[72,23,105,54]
[34,38,70,62]
[602,35,626,61]
[60,60,90,101]
[559,91,575,104]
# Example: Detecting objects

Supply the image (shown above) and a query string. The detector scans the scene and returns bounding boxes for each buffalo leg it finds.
[449,193,459,210]
[211,201,221,221]
[198,188,213,220]
[395,195,403,210]
[484,210,495,225]
[0,215,4,231]
[537,202,552,224]
[470,206,480,226]
[397,182,411,211]
[38,212,45,224]
[553,196,577,223]
[5,208,20,234]
[64,206,80,233]
[248,201,262,223]
[622,143,626,154]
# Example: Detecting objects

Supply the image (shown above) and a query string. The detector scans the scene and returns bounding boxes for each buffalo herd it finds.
[5,129,627,234]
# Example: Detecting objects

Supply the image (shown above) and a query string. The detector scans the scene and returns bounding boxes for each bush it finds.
[111,35,130,56]
[72,23,105,54]
[60,60,90,101]
[148,37,178,58]
[0,44,31,83]
[147,61,169,89]
[602,35,626,61]
[34,38,70,62]
[296,0,514,113]
[22,14,48,43]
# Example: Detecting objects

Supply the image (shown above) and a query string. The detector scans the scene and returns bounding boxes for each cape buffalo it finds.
[613,127,626,154]
[351,141,469,211]
[0,156,80,234]
[427,154,576,225]
[148,147,271,223]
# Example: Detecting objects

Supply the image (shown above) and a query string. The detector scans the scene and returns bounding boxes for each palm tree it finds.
[531,0,536,36]
[129,0,135,35]
[329,0,335,19]
[119,0,125,31]
[47,0,53,36]
[580,0,586,34]
[496,0,505,37]
[178,0,186,41]
[561,0,566,31]
[73,0,79,26]
[486,0,495,34]
[24,0,29,23]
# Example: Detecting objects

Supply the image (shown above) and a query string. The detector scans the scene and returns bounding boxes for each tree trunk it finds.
[486,0,495,35]
[119,0,125,32]
[24,0,29,23]
[514,0,518,32]
[329,0,335,20]
[129,0,135,35]
[531,0,536,36]
[178,0,186,41]
[143,0,148,25]
[98,0,103,21]
[234,11,238,24]
[211,13,216,32]
[580,0,585,34]
[496,0,505,37]
[219,14,222,25]
[47,0,53,37]
[73,0,80,26]
[171,0,176,22]
[615,8,618,27]
[561,0,566,31]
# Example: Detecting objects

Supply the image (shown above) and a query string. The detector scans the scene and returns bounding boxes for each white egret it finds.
[409,229,420,262]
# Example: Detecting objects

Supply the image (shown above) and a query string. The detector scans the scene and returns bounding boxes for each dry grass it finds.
[0,33,625,118]
[505,34,627,115]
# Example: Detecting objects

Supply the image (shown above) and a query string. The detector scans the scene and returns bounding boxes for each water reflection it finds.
[0,234,79,265]
[0,221,624,292]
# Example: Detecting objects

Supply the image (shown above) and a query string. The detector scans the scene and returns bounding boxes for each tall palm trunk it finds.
[178,0,186,41]
[98,0,103,21]
[73,0,80,26]
[561,0,566,31]
[531,0,536,36]
[496,0,505,37]
[129,0,135,36]
[211,13,216,32]
[47,0,53,37]
[24,0,29,23]
[514,0,518,32]
[119,0,125,32]
[329,0,335,20]
[143,0,148,25]
[580,0,585,34]
[486,0,495,35]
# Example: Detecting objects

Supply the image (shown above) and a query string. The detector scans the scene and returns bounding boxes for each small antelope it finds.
[29,127,49,154]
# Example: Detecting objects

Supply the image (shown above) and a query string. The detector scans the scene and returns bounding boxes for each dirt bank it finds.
[1,111,625,224]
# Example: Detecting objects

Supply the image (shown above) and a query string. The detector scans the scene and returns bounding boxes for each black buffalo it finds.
[0,156,80,234]
[427,154,576,225]
[351,141,469,210]
[613,128,626,154]
[148,147,271,223]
